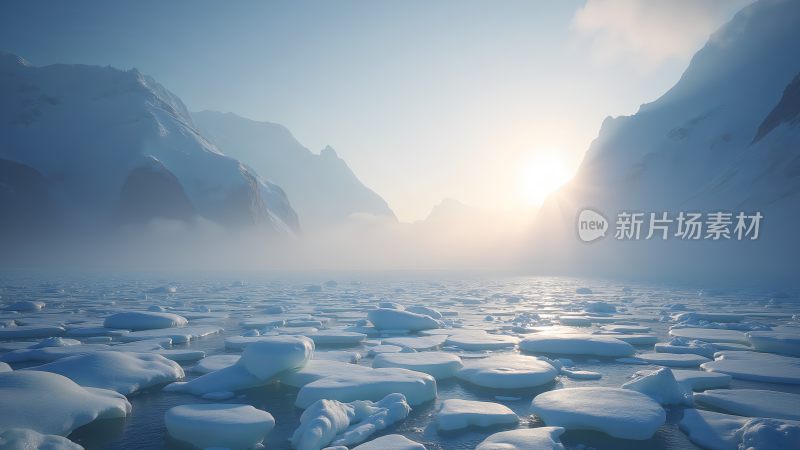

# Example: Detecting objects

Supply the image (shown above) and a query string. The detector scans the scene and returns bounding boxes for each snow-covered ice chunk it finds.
[368,345,403,356]
[373,352,463,379]
[103,311,188,330]
[701,351,800,384]
[679,409,800,450]
[435,399,518,431]
[624,352,710,367]
[313,350,361,363]
[602,324,650,333]
[192,354,240,374]
[0,428,83,450]
[530,387,666,440]
[694,389,800,420]
[116,325,221,343]
[0,371,131,436]
[622,368,691,405]
[475,426,565,450]
[406,306,443,319]
[0,325,65,339]
[291,393,410,449]
[30,351,184,395]
[1,344,111,363]
[0,362,10,372]
[165,404,274,450]
[746,330,800,356]
[30,337,80,348]
[560,368,602,380]
[669,369,731,391]
[3,301,45,312]
[307,330,366,346]
[240,335,314,380]
[519,333,635,357]
[282,360,373,388]
[668,328,748,344]
[155,349,206,362]
[295,367,436,408]
[655,338,717,358]
[367,309,440,331]
[351,434,426,450]
[457,354,557,389]
[382,335,447,351]
[444,331,518,351]
[167,336,313,395]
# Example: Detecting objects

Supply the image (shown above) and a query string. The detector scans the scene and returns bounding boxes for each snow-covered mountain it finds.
[192,111,395,230]
[531,0,800,283]
[0,52,299,239]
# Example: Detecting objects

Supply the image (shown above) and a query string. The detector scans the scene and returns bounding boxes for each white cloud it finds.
[572,0,753,67]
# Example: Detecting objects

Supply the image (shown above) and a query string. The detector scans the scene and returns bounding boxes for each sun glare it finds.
[519,152,573,206]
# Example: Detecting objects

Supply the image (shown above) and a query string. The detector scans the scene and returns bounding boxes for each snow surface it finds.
[165,404,275,450]
[435,399,518,431]
[530,387,666,440]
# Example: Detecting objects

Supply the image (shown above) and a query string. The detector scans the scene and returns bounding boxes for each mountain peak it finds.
[320,145,338,158]
[0,51,32,68]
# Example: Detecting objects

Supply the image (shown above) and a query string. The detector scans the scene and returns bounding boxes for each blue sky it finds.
[0,0,751,220]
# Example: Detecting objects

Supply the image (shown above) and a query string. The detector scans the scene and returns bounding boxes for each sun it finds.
[518,152,573,206]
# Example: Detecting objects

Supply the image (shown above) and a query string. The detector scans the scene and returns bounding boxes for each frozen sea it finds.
[1,271,799,450]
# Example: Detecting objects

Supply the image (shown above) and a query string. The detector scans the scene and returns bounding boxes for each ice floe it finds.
[373,352,463,379]
[0,371,131,436]
[367,308,440,331]
[291,393,410,449]
[679,409,800,450]
[475,426,565,450]
[519,333,635,357]
[0,428,83,450]
[701,351,800,384]
[444,331,518,351]
[435,399,518,431]
[746,330,800,356]
[694,389,800,420]
[165,404,274,450]
[166,336,313,395]
[103,311,188,330]
[621,368,691,405]
[295,367,437,408]
[531,387,666,439]
[351,434,427,450]
[457,354,557,389]
[668,328,748,344]
[622,352,710,367]
[281,360,374,388]
[29,351,184,395]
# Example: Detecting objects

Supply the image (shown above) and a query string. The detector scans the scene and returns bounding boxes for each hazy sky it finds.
[0,0,751,221]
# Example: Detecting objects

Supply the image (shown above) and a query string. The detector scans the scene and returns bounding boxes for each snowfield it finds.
[1,274,799,449]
